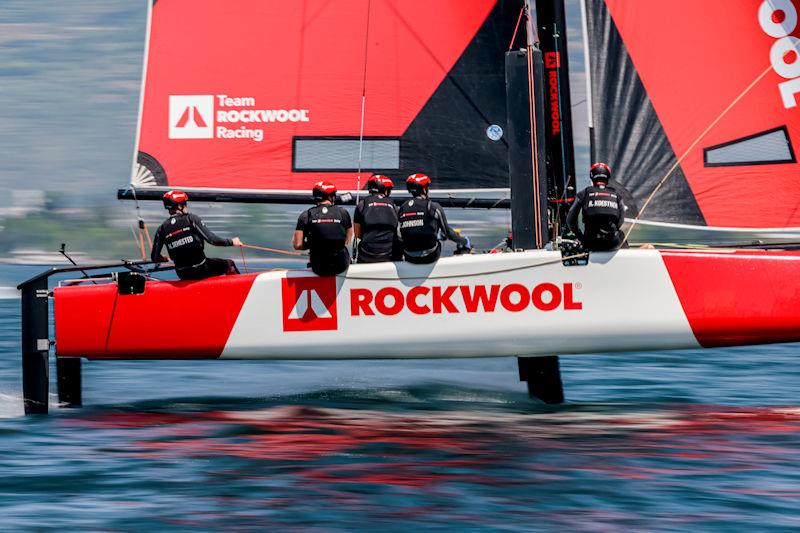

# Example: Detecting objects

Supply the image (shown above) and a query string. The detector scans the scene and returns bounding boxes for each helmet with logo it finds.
[406,173,431,197]
[312,180,337,202]
[589,162,612,183]
[162,190,189,210]
[380,176,395,196]
[367,174,388,194]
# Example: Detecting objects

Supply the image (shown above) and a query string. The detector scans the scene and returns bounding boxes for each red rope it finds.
[239,245,249,273]
[508,7,524,50]
[241,243,303,256]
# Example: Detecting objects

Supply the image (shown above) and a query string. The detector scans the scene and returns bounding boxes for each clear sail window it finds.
[704,126,795,166]
[293,137,400,172]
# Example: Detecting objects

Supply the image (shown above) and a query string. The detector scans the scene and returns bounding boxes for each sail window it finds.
[292,137,400,172]
[703,126,796,166]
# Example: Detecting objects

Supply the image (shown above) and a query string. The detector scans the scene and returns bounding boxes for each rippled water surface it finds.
[2,266,800,531]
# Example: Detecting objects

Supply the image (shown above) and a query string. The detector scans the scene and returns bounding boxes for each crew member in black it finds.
[353,174,398,263]
[151,190,242,280]
[397,173,471,264]
[293,181,353,276]
[566,162,626,251]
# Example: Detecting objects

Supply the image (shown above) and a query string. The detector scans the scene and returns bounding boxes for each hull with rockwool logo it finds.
[53,249,800,360]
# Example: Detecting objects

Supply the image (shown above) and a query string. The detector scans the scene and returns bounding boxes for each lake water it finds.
[1,265,800,530]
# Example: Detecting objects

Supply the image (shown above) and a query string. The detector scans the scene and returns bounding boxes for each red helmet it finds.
[380,176,395,196]
[367,174,388,194]
[589,162,612,182]
[162,190,189,210]
[312,180,337,201]
[406,173,431,196]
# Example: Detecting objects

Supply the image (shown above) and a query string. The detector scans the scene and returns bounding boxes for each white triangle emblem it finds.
[288,289,331,320]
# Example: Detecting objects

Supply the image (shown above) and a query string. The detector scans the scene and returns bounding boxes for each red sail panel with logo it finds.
[133,0,524,193]
[584,0,800,228]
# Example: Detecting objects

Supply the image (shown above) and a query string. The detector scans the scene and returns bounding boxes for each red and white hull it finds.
[54,249,800,360]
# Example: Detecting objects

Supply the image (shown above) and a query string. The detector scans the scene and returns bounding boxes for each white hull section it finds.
[221,250,700,359]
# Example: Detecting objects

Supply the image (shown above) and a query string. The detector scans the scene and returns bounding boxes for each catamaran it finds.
[18,0,800,414]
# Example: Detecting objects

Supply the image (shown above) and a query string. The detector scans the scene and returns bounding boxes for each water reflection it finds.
[54,399,800,529]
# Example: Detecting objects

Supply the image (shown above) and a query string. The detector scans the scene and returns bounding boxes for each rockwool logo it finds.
[281,276,338,332]
[169,95,214,139]
[544,52,560,69]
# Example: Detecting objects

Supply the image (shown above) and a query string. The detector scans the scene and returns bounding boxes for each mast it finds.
[534,0,577,235]
[579,0,595,161]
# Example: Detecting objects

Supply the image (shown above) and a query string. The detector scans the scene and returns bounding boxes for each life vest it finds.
[581,186,621,238]
[306,204,348,255]
[359,194,397,229]
[161,213,205,267]
[398,198,438,252]
[357,194,397,261]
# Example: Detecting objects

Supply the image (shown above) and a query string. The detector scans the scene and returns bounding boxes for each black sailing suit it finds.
[566,184,626,251]
[296,204,352,276]
[151,212,240,280]
[397,197,468,264]
[354,193,398,263]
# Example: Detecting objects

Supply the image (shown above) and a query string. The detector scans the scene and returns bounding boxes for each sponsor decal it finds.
[169,95,214,139]
[486,124,503,141]
[350,282,582,316]
[282,276,338,332]
[544,52,561,69]
[168,93,311,142]
[758,0,800,108]
[547,70,561,135]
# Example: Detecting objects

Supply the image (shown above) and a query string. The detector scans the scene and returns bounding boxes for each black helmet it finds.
[367,174,388,194]
[589,163,611,183]
[406,173,431,197]
[162,190,189,210]
[312,180,337,202]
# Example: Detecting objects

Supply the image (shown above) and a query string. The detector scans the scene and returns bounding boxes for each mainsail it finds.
[583,0,800,230]
[131,0,525,199]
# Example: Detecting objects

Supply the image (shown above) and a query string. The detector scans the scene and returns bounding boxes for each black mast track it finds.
[534,0,577,233]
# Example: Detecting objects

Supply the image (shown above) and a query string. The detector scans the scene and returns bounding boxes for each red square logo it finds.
[281,276,338,332]
[544,52,560,69]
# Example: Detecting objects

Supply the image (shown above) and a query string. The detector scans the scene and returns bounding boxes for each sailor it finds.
[566,162,626,251]
[151,190,242,280]
[353,174,398,263]
[397,173,471,264]
[293,181,353,276]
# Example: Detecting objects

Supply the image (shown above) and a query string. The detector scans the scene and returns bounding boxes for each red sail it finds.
[585,0,800,229]
[133,0,523,194]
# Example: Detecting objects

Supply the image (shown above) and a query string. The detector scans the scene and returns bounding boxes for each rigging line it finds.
[527,47,543,246]
[353,0,373,261]
[524,2,543,246]
[337,253,588,281]
[625,63,774,241]
[508,6,524,51]
[240,243,304,256]
[130,224,146,260]
[240,245,249,274]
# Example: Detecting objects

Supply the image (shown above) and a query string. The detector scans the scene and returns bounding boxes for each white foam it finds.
[0,287,19,299]
[0,392,25,418]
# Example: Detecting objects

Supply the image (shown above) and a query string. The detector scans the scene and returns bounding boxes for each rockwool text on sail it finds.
[215,95,310,123]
